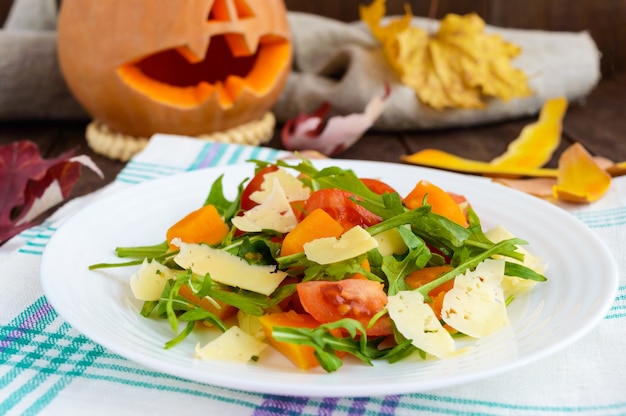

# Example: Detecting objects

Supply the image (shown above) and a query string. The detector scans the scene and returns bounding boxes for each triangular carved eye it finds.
[208,0,254,22]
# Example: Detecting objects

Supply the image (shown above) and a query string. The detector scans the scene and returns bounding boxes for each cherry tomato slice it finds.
[297,279,393,336]
[360,178,398,195]
[240,165,279,211]
[304,188,380,232]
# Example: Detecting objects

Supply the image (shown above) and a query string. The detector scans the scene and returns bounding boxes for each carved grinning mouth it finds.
[116,0,289,109]
[133,35,257,91]
[117,33,289,109]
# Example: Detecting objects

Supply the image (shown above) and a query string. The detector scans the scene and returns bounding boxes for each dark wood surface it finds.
[2,0,623,78]
[2,72,625,210]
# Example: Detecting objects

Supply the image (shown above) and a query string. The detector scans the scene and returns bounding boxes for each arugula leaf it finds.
[381,226,431,296]
[504,261,547,282]
[353,191,405,220]
[164,321,196,349]
[273,158,404,220]
[271,318,375,372]
[237,237,280,266]
[277,251,380,282]
[114,241,170,258]
[416,237,528,298]
[198,283,297,316]
[204,174,245,222]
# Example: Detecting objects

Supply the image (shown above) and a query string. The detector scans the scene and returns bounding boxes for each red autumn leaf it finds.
[281,84,391,156]
[0,140,102,243]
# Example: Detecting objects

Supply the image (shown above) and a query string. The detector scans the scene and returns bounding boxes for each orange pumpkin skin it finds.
[57,0,292,138]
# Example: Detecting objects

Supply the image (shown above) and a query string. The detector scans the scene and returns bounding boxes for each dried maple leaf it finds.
[0,141,103,243]
[281,85,390,156]
[360,0,532,109]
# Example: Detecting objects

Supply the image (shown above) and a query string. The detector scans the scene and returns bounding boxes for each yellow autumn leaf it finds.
[401,97,566,177]
[360,0,533,109]
[400,148,558,178]
[490,97,567,169]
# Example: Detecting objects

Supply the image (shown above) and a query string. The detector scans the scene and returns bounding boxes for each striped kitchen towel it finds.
[1,134,625,415]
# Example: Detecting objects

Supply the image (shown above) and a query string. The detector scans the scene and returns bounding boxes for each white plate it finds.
[40,159,618,397]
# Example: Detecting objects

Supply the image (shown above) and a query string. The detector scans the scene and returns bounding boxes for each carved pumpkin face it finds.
[57,0,292,137]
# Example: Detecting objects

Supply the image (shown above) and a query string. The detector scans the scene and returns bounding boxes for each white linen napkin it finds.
[1,134,624,416]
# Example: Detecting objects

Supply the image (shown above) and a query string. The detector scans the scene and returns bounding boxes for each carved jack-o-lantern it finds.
[57,0,292,138]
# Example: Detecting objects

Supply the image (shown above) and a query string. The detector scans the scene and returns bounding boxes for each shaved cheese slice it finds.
[232,178,298,233]
[442,259,510,338]
[485,225,545,297]
[250,168,311,204]
[373,227,408,256]
[304,226,378,264]
[195,326,268,363]
[237,310,267,340]
[130,259,176,301]
[387,290,455,358]
[174,242,288,295]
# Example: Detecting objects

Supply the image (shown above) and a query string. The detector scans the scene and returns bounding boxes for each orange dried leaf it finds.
[552,143,611,203]
[360,0,532,109]
[490,97,567,169]
[605,160,626,177]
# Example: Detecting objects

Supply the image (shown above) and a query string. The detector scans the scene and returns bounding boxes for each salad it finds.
[90,157,547,373]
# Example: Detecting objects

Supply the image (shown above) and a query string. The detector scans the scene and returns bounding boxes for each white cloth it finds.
[1,134,625,415]
[273,12,601,130]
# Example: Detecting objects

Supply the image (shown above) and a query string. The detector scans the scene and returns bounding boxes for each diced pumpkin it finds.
[166,204,229,250]
[553,143,612,203]
[404,180,468,226]
[280,208,344,256]
[258,311,322,370]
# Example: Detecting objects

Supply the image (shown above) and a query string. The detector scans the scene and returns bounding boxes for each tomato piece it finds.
[304,188,380,232]
[405,265,455,297]
[297,279,393,336]
[240,165,279,211]
[360,178,398,195]
[447,192,468,206]
[405,265,455,321]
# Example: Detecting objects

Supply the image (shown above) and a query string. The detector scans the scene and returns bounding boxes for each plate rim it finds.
[40,159,619,397]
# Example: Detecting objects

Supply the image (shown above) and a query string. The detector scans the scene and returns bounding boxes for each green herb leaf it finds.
[504,261,547,282]
[381,226,431,296]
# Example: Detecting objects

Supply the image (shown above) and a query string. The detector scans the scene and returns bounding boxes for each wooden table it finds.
[2,73,625,210]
